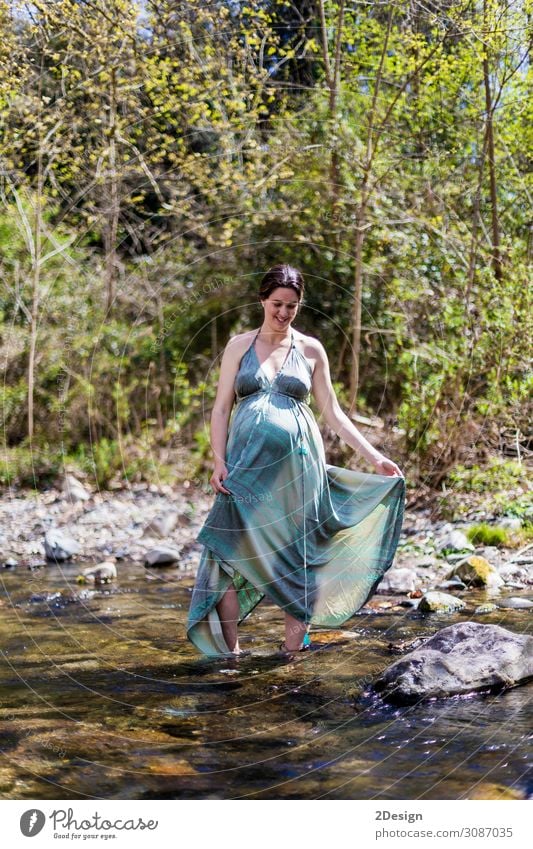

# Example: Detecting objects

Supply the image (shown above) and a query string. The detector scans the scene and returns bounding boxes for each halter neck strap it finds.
[254,328,294,346]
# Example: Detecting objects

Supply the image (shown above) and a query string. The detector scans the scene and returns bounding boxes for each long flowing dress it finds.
[186,328,405,657]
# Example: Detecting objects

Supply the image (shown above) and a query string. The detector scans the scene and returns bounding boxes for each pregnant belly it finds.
[226,398,302,474]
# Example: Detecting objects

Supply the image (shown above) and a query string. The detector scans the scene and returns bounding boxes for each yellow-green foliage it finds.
[0,0,530,490]
[466,524,508,547]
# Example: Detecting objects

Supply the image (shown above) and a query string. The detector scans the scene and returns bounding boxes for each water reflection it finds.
[0,562,530,799]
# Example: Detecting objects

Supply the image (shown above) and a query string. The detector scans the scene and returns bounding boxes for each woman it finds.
[187,264,405,658]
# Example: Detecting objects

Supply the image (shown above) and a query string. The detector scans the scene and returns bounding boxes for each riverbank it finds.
[1,471,531,587]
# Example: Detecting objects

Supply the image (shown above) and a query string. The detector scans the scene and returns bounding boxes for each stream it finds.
[0,561,531,799]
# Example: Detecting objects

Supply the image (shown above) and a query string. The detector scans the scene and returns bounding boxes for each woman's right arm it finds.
[209,335,246,494]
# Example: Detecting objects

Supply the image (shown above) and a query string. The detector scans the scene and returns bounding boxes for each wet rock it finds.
[29,592,62,604]
[62,474,91,503]
[377,568,417,594]
[44,529,81,562]
[143,510,179,538]
[2,555,18,569]
[373,621,533,703]
[144,545,181,567]
[437,578,467,591]
[80,560,117,585]
[418,591,467,613]
[387,636,428,654]
[474,603,498,614]
[436,529,474,554]
[28,589,95,606]
[496,597,533,610]
[446,555,504,589]
[398,598,420,608]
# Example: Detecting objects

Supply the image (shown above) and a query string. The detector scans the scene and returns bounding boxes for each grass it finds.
[466,523,508,547]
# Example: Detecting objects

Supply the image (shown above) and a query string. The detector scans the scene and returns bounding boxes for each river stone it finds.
[143,510,179,538]
[377,568,417,594]
[498,563,532,584]
[144,545,181,567]
[82,560,117,584]
[44,529,81,562]
[474,603,498,614]
[62,474,91,502]
[373,621,533,703]
[436,530,474,553]
[2,555,18,568]
[496,597,533,610]
[418,591,466,613]
[437,578,466,590]
[446,555,504,588]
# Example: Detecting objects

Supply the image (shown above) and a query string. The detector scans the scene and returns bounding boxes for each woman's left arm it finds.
[310,340,404,478]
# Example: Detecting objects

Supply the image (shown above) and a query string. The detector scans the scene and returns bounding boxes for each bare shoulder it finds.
[293,330,328,360]
[227,329,258,344]
[292,329,329,377]
[222,330,258,363]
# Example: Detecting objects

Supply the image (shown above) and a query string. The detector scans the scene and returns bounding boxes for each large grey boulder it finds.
[143,510,179,538]
[44,529,81,562]
[373,621,533,704]
[377,568,417,594]
[144,545,181,567]
[446,554,504,589]
[62,474,91,503]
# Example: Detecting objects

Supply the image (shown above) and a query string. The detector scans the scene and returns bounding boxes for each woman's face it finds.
[261,286,300,330]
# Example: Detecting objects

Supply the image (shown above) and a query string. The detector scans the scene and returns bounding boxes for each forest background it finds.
[0,0,530,522]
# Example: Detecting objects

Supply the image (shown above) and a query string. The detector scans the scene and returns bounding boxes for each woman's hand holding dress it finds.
[372,455,404,477]
[210,463,232,494]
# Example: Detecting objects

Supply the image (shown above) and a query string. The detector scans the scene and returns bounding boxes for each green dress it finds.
[186,328,405,656]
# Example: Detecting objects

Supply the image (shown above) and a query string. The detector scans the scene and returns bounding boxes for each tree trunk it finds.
[319,0,346,256]
[28,116,44,440]
[105,66,120,312]
[350,199,366,409]
[348,8,393,408]
[483,0,502,282]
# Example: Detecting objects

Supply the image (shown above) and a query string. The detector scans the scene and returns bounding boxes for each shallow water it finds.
[0,562,531,799]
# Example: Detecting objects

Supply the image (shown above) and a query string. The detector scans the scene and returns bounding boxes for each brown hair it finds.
[258,264,304,302]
